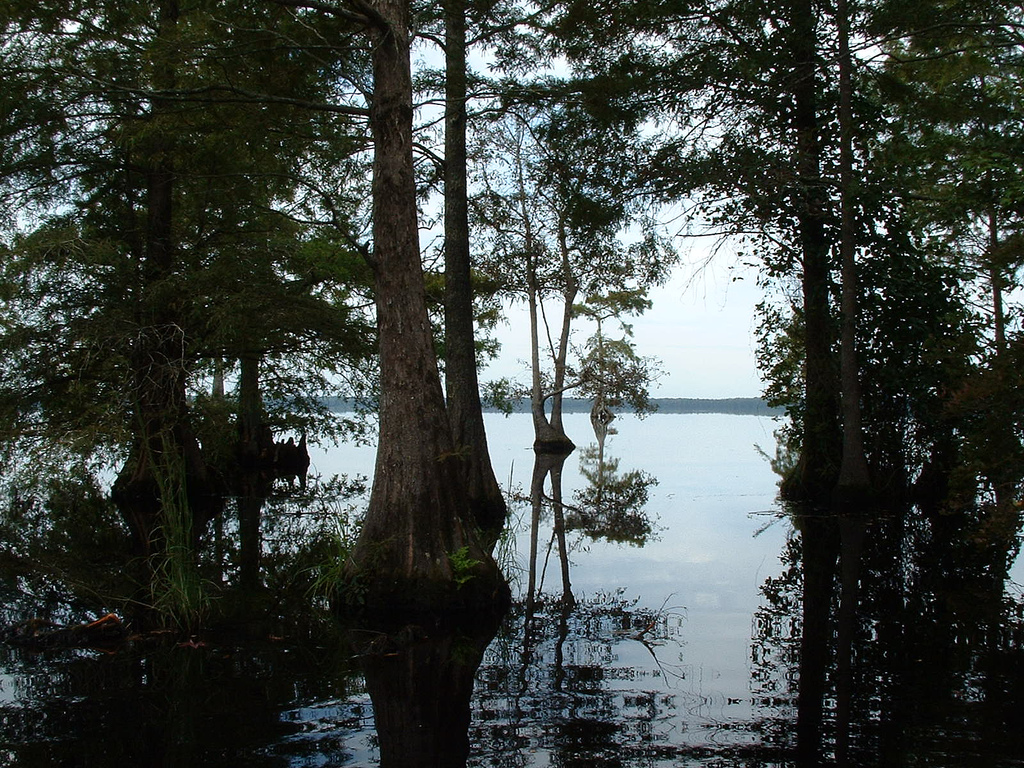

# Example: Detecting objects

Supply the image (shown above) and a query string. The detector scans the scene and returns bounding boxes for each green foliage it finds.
[2,0,1023,628]
[267,475,368,605]
[0,0,377,472]
[577,327,661,418]
[304,520,361,605]
[470,100,675,435]
[0,464,133,630]
[448,545,483,586]
[481,376,526,416]
[0,467,127,567]
[147,430,211,631]
[0,0,380,630]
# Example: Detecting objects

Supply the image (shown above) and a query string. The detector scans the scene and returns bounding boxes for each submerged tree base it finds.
[332,559,511,620]
[533,436,576,455]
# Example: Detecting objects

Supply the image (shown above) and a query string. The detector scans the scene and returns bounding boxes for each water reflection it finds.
[526,449,575,609]
[753,504,1024,767]
[570,444,657,546]
[0,629,366,766]
[4,415,1024,766]
[354,610,505,767]
[524,437,658,612]
[474,591,689,766]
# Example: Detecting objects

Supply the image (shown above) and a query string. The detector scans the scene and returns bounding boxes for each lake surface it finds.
[2,412,1022,766]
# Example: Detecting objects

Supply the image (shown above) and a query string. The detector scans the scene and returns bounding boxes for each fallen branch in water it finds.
[3,612,128,650]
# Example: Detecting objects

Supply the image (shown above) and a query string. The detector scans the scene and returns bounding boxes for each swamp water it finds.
[1,412,1022,766]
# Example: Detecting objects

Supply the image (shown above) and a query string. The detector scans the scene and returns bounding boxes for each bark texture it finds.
[342,0,506,612]
[443,0,507,548]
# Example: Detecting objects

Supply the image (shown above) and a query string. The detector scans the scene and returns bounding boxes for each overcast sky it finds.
[479,253,769,400]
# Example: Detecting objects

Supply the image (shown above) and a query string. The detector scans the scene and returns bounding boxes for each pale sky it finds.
[480,253,768,400]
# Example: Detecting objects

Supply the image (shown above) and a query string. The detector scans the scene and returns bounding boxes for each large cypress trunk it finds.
[342,0,506,613]
[443,0,507,549]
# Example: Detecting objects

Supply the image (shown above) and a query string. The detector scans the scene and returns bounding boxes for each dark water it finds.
[1,413,1022,766]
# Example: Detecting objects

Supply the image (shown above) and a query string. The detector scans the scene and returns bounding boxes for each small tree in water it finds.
[472,109,673,453]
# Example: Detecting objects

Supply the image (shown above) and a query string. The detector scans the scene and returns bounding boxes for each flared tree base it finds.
[332,558,511,620]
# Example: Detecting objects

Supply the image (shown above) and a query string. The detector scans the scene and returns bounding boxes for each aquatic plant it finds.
[148,430,211,632]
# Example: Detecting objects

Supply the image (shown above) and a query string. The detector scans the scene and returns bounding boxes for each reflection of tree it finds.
[568,445,657,547]
[0,628,366,767]
[527,450,575,609]
[474,591,688,766]
[751,503,1024,765]
[0,467,367,629]
[523,424,658,612]
[354,610,505,767]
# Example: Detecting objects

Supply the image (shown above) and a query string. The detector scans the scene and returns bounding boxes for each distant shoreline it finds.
[481,397,782,417]
[322,396,780,417]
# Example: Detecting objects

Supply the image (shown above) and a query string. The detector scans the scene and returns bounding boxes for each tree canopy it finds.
[2,0,1024,618]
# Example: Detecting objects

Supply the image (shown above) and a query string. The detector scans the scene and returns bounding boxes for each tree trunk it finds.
[443,0,507,549]
[212,358,226,398]
[527,245,575,453]
[547,220,578,440]
[834,0,872,503]
[781,0,841,506]
[342,0,507,613]
[237,352,267,466]
[112,0,218,555]
[988,209,1006,354]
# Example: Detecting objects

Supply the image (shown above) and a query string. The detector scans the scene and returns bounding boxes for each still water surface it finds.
[1,412,1022,766]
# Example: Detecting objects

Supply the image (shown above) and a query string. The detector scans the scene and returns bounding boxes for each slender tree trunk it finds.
[526,237,574,453]
[527,254,549,439]
[443,0,506,549]
[981,208,1016,540]
[547,222,578,440]
[343,0,506,612]
[988,209,1006,354]
[212,358,226,398]
[782,0,841,505]
[520,158,573,454]
[835,0,871,502]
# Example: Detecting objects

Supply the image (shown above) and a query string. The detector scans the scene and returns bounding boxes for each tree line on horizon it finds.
[1,0,1023,620]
